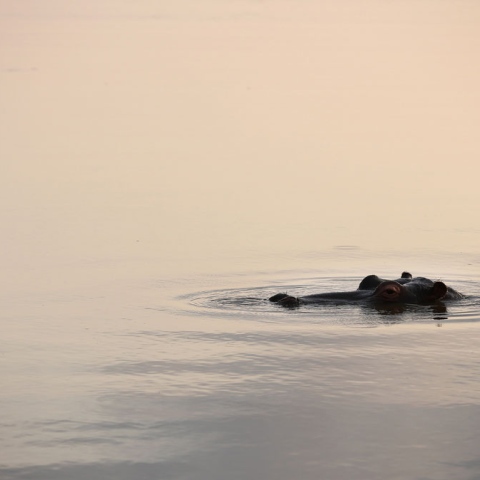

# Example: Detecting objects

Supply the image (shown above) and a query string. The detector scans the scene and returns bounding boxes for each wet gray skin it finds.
[269,272,464,308]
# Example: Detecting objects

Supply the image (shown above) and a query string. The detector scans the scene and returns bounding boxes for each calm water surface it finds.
[1,1,480,479]
[2,261,480,480]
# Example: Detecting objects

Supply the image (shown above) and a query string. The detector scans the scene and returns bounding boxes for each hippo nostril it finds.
[387,289,395,294]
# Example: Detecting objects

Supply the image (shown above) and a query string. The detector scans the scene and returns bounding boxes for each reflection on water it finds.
[2,290,480,480]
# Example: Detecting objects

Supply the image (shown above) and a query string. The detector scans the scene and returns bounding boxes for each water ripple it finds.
[180,277,479,325]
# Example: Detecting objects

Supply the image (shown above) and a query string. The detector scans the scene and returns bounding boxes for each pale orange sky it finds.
[1,0,479,286]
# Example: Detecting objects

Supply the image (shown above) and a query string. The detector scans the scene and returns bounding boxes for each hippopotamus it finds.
[269,272,464,308]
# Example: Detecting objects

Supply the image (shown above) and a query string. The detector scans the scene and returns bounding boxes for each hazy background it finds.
[2,0,479,298]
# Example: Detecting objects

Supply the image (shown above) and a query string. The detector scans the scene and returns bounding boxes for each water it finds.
[1,1,480,479]
[2,263,480,479]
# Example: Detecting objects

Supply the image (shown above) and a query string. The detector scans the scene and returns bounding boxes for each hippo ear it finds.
[429,282,447,300]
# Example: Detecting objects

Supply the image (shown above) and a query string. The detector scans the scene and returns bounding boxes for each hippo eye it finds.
[386,289,395,294]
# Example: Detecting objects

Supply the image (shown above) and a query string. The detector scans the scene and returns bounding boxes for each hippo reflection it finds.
[269,272,464,308]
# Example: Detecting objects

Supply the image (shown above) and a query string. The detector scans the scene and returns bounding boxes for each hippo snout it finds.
[374,281,404,302]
